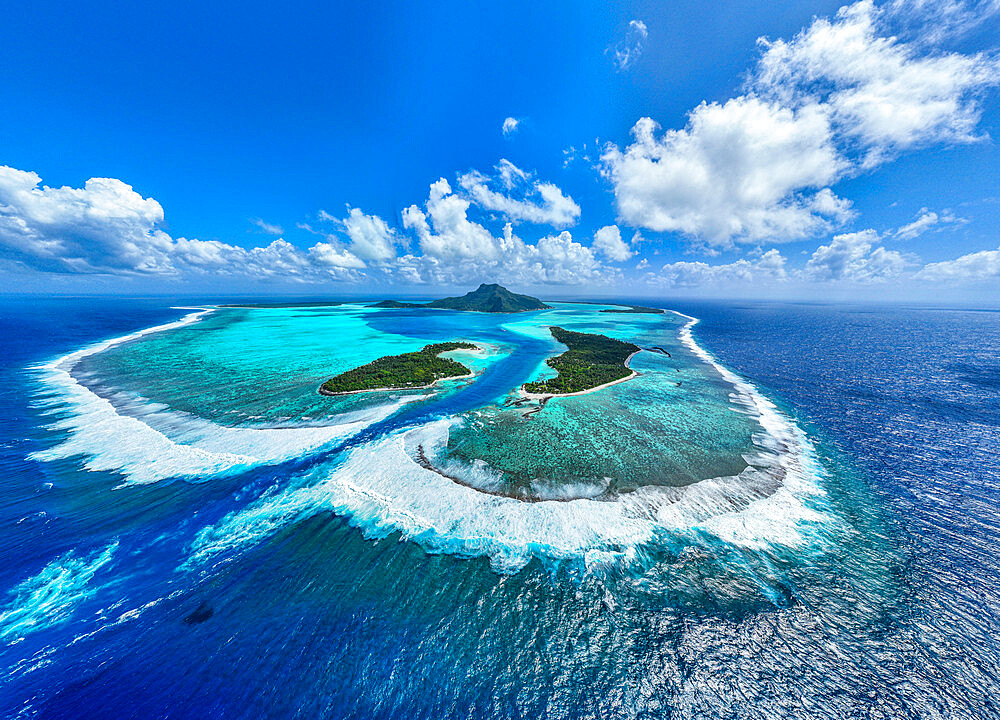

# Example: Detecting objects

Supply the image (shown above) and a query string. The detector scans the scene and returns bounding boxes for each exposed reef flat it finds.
[412,441,601,502]
[413,443,525,500]
[319,342,480,395]
[522,327,641,396]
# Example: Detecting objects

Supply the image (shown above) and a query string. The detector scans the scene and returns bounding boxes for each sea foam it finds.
[29,309,411,485]
[0,542,118,643]
[33,307,835,572]
[187,313,835,572]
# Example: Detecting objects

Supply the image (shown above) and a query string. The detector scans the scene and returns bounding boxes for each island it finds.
[372,283,550,313]
[221,301,343,308]
[600,304,665,314]
[370,300,422,309]
[523,327,640,395]
[319,342,478,395]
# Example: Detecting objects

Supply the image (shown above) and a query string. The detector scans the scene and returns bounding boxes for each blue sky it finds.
[1,0,999,300]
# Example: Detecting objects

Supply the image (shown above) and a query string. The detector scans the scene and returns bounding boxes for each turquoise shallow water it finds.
[443,308,759,494]
[10,298,976,719]
[39,301,844,576]
[75,302,768,501]
[75,303,512,424]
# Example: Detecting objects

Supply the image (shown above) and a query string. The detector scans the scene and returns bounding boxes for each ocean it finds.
[0,295,997,719]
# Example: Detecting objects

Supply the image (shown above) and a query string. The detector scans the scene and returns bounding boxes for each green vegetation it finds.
[600,304,665,314]
[372,284,550,313]
[320,341,477,394]
[428,284,550,312]
[524,327,640,394]
[370,299,423,309]
[370,300,420,309]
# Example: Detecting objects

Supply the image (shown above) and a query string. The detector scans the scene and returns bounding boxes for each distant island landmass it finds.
[319,286,649,399]
[319,342,478,395]
[523,327,640,395]
[372,284,550,313]
[221,301,344,309]
[600,304,665,314]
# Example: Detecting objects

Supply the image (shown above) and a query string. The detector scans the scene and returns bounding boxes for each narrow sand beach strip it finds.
[317,344,488,397]
[518,350,641,402]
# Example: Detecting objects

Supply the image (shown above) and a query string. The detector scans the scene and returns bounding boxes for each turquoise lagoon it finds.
[37,301,848,580]
[6,298,988,719]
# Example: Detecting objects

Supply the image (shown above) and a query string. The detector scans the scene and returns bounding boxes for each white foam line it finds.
[183,309,839,573]
[670,311,830,544]
[36,307,216,378]
[0,541,118,643]
[28,307,406,485]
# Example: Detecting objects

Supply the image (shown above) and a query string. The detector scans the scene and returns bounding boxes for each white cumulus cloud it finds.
[602,0,998,249]
[602,100,850,246]
[917,246,1000,281]
[340,207,398,263]
[458,160,580,227]
[399,179,604,285]
[0,165,365,279]
[403,179,500,261]
[804,229,910,281]
[0,164,613,287]
[648,249,788,287]
[0,165,177,274]
[755,1,1000,167]
[592,225,634,262]
[308,240,367,270]
[502,117,520,136]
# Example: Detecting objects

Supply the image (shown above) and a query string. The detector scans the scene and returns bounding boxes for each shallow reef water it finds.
[0,296,997,718]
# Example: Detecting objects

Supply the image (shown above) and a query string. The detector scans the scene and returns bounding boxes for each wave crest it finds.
[30,309,410,484]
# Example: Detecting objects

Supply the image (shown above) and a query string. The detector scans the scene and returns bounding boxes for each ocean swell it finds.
[0,541,118,644]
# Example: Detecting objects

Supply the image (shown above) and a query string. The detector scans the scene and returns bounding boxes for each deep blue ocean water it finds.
[0,296,998,719]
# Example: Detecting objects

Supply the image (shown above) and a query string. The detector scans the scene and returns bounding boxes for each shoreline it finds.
[317,344,486,397]
[412,442,608,504]
[37,307,217,377]
[318,371,476,397]
[667,309,827,491]
[518,350,641,401]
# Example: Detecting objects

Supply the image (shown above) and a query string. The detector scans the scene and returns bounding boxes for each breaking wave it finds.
[29,309,412,484]
[188,313,835,573]
[0,542,118,644]
[28,307,836,573]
